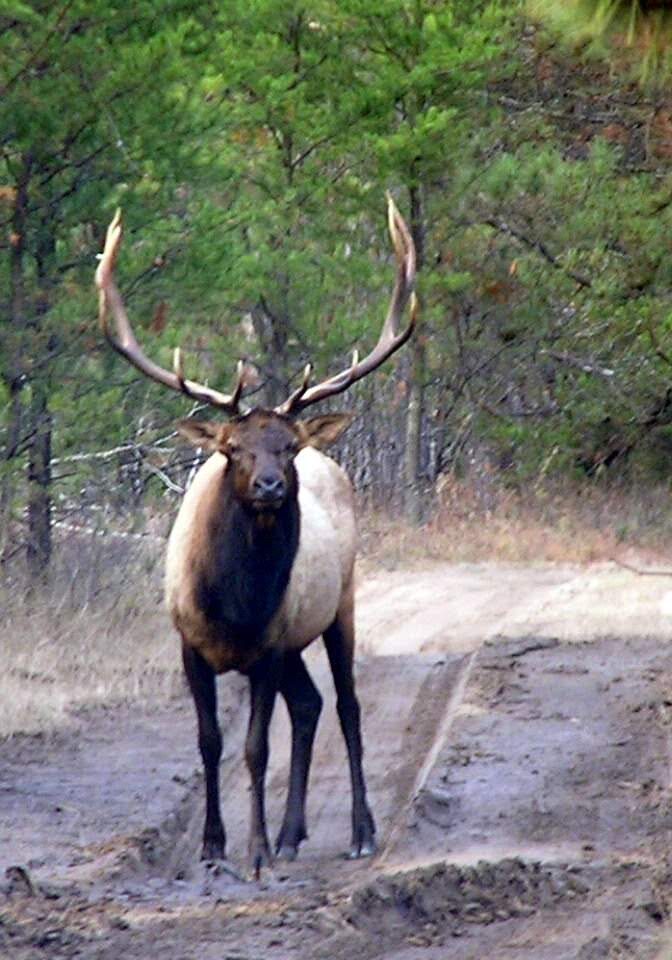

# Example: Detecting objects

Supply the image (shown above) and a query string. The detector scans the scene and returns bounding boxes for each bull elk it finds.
[95,197,417,875]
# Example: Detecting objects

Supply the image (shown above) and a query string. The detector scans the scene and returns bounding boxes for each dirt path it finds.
[2,562,672,959]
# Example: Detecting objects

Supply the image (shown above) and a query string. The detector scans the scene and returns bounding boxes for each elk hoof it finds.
[275,821,305,861]
[348,812,376,859]
[248,840,273,880]
[275,843,298,862]
[201,832,226,861]
[348,838,376,859]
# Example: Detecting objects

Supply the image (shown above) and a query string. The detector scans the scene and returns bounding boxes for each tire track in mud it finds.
[5,563,672,960]
[131,649,471,893]
[130,566,585,887]
[376,650,477,869]
[332,634,672,960]
[84,631,672,960]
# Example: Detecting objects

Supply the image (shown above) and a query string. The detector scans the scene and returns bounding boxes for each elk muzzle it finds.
[251,470,287,508]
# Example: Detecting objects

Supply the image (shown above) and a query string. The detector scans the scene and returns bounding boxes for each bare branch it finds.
[547,350,615,378]
[482,216,593,289]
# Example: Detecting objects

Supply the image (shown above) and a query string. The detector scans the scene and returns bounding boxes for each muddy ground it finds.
[3,562,672,959]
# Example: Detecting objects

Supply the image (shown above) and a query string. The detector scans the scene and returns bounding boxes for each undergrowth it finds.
[0,531,181,738]
[358,475,672,570]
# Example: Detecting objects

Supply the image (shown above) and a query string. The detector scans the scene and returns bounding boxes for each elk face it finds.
[225,413,301,511]
[178,411,353,513]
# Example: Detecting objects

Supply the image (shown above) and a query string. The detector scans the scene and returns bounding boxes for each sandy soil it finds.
[2,561,672,959]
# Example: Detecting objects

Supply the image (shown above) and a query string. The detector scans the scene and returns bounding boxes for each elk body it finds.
[95,198,416,874]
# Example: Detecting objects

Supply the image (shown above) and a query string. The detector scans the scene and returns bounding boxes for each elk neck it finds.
[192,460,301,642]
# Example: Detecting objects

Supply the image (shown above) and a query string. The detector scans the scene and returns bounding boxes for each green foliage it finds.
[431,122,672,481]
[0,1,221,537]
[340,0,509,186]
[529,0,672,87]
[6,0,672,554]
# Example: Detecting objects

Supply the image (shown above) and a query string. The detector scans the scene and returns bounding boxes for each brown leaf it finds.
[150,302,168,334]
[650,107,672,159]
[482,279,514,303]
[602,123,629,145]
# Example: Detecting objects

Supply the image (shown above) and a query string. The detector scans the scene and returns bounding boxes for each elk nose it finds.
[253,474,285,502]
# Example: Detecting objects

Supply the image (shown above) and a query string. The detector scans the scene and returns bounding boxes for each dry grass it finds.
[0,532,182,738]
[358,474,672,571]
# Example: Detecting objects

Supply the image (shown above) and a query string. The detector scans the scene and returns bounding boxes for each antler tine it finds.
[173,346,185,385]
[96,210,243,414]
[276,363,313,416]
[230,360,246,411]
[276,194,417,416]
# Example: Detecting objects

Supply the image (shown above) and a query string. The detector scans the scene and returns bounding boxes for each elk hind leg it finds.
[323,589,376,858]
[276,651,323,860]
[182,643,225,860]
[245,651,281,876]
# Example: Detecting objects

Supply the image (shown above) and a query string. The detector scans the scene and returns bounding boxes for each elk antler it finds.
[97,196,416,418]
[275,193,418,416]
[95,209,245,413]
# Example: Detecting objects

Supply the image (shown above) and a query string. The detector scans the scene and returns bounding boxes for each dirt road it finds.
[2,562,672,959]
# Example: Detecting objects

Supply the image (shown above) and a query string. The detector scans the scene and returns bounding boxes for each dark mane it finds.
[194,466,300,644]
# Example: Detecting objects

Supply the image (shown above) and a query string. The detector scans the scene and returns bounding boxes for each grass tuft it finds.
[359,474,672,570]
[0,531,181,738]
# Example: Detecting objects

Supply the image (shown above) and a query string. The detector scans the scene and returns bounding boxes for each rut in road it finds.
[5,564,672,960]
[148,649,470,887]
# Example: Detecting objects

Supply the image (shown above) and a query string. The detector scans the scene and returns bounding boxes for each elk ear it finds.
[177,419,231,451]
[298,413,354,450]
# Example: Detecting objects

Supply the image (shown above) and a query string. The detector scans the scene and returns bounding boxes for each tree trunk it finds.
[0,387,23,560]
[403,183,426,524]
[25,222,58,580]
[1,156,31,561]
[26,383,52,581]
[251,299,290,407]
[404,334,425,524]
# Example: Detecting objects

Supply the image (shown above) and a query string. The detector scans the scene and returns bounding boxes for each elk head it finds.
[95,194,417,506]
[177,410,353,512]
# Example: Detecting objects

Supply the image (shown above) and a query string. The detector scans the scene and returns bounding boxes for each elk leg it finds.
[182,643,225,860]
[245,651,281,876]
[275,652,323,860]
[323,591,376,859]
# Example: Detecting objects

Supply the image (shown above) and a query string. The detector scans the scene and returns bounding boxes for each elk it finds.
[95,197,416,875]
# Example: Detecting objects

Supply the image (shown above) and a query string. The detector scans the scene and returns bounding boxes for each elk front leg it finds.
[182,643,225,860]
[245,651,281,877]
[276,651,323,860]
[323,587,376,859]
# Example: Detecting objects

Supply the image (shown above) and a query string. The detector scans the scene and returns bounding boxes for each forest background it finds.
[4,0,672,586]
